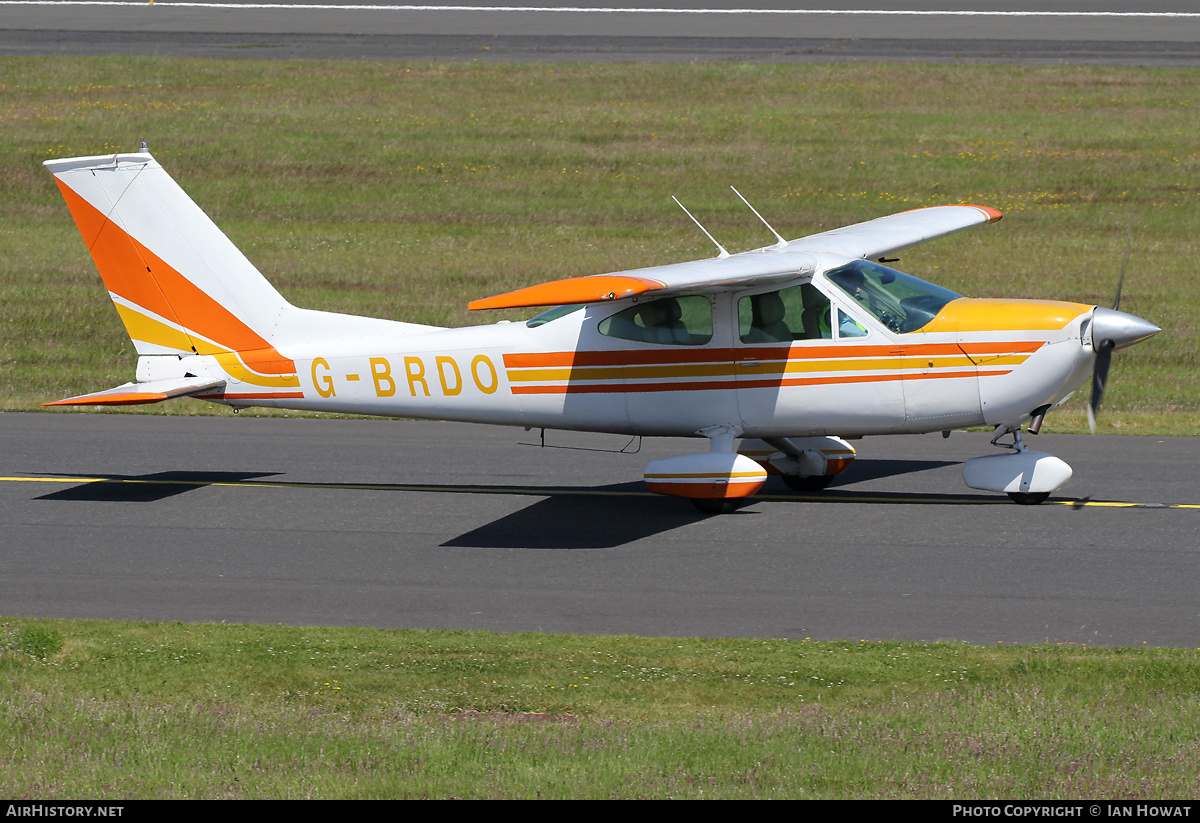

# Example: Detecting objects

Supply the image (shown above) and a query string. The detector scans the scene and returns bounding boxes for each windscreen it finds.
[825,260,962,333]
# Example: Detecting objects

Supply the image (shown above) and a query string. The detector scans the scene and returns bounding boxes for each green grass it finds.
[3,618,1199,799]
[2,57,1197,433]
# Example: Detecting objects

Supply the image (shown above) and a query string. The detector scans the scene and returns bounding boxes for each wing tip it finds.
[901,203,1003,223]
[966,204,1004,222]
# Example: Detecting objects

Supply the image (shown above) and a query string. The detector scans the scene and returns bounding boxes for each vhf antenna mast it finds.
[730,186,788,248]
[672,196,730,259]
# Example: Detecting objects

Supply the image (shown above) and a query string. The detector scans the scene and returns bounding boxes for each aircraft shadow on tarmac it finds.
[31,459,1021,550]
[442,483,698,549]
[34,471,284,502]
[826,457,957,484]
[442,458,1006,550]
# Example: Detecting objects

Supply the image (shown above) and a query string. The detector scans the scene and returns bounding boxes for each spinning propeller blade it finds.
[1087,245,1159,433]
[1087,337,1115,435]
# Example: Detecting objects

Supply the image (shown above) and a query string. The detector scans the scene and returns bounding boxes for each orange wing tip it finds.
[901,204,1003,222]
[964,204,1003,222]
[468,275,664,311]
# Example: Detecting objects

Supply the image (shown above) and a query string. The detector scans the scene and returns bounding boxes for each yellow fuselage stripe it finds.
[508,353,1032,383]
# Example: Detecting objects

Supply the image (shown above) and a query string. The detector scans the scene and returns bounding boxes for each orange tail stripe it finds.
[57,179,185,331]
[57,180,297,376]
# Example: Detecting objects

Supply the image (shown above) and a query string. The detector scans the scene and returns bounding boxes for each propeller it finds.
[1087,243,1159,433]
[1087,337,1115,435]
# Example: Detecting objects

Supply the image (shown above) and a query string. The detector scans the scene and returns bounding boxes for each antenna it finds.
[672,196,729,259]
[731,186,787,248]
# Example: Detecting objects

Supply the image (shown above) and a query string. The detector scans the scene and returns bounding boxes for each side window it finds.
[598,295,713,345]
[837,309,868,339]
[527,304,584,328]
[739,283,833,343]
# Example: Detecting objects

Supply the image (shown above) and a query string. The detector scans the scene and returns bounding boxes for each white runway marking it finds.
[1,1,1198,17]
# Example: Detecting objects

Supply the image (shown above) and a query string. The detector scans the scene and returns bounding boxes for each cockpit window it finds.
[825,260,962,333]
[598,295,713,345]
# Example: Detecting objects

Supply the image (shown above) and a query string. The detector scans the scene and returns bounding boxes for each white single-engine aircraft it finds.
[44,149,1160,511]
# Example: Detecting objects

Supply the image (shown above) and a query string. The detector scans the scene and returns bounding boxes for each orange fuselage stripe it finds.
[509,368,1013,395]
[507,353,1031,383]
[193,391,306,400]
[503,340,1045,370]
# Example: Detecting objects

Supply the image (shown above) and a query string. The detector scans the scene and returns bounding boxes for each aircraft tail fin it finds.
[46,151,296,363]
[47,149,444,407]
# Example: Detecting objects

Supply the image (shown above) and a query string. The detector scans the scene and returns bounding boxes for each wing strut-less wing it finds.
[468,204,1001,311]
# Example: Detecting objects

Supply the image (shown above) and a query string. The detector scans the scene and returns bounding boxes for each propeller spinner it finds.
[1087,306,1161,433]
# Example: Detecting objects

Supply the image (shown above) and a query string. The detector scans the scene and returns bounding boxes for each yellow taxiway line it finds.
[3,475,1198,509]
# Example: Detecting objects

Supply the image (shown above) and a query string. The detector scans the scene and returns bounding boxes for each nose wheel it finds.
[962,427,1072,505]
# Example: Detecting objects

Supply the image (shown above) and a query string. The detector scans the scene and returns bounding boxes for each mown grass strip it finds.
[3,617,1200,799]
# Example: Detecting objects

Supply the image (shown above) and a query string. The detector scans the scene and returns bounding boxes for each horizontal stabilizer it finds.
[42,377,225,407]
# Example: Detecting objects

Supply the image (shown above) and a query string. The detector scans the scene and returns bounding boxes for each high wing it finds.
[468,204,1001,311]
[786,204,1002,259]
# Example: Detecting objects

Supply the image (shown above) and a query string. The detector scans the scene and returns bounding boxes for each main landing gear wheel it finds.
[690,498,744,515]
[1007,491,1050,506]
[782,474,834,492]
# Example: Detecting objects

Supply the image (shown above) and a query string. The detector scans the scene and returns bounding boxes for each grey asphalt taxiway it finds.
[4,4,1199,645]
[3,412,1198,646]
[3,1,1200,65]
